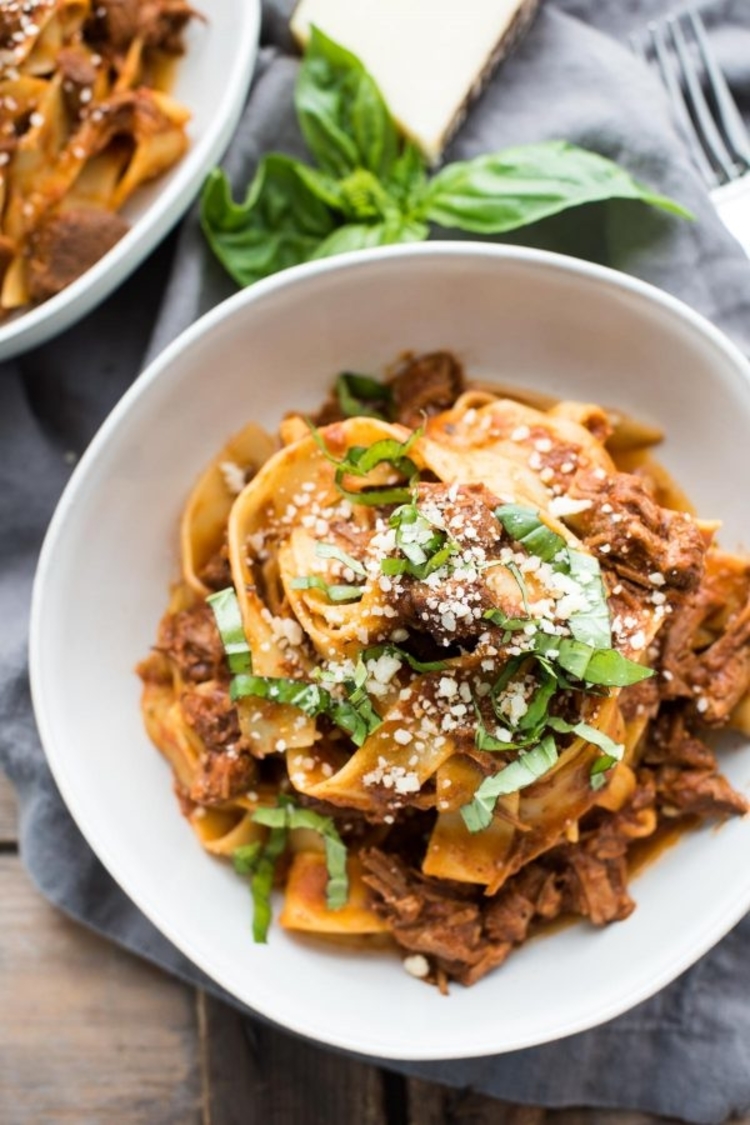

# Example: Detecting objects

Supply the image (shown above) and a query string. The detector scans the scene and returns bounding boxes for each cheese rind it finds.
[291,0,541,163]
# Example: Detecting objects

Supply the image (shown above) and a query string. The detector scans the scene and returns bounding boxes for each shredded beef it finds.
[642,711,748,819]
[180,684,257,804]
[360,848,512,985]
[568,469,705,593]
[157,601,227,684]
[89,0,194,53]
[26,210,129,301]
[58,46,98,116]
[557,848,633,924]
[391,482,502,646]
[198,547,233,592]
[361,775,668,985]
[189,751,256,805]
[388,352,465,428]
[660,589,750,724]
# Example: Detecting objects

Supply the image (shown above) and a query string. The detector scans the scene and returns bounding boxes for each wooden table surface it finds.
[1,771,744,1125]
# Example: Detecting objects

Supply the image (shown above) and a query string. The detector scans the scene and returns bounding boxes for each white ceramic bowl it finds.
[0,0,260,363]
[31,243,750,1060]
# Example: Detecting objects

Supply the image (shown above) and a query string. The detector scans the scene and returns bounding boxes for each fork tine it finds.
[687,7,750,169]
[647,20,718,188]
[668,14,736,182]
[628,33,648,64]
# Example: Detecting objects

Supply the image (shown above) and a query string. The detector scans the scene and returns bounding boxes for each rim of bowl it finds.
[29,241,750,1059]
[0,0,261,362]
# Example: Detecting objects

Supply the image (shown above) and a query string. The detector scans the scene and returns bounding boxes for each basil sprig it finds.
[201,28,690,287]
[234,797,349,942]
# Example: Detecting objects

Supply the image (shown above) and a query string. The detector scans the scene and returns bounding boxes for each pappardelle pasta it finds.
[138,352,750,989]
[0,0,195,313]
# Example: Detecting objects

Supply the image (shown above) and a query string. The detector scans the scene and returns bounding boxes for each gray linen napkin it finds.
[2,2,750,1121]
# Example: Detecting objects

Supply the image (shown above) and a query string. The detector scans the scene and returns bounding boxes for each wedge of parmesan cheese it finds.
[290,0,541,163]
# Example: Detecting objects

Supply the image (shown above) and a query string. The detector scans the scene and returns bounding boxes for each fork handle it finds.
[712,180,750,259]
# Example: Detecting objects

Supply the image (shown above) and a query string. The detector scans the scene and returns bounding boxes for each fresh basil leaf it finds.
[495,504,567,563]
[335,373,393,421]
[206,587,252,674]
[387,141,429,212]
[200,157,336,287]
[296,25,399,179]
[311,216,428,258]
[565,549,612,649]
[315,540,368,577]
[421,142,693,234]
[291,575,364,602]
[461,735,559,833]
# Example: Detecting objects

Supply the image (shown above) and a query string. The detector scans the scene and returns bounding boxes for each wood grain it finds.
[0,855,201,1124]
[199,991,389,1125]
[0,771,18,845]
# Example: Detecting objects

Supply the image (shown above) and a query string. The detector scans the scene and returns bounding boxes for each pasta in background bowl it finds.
[0,0,260,361]
[30,244,750,1056]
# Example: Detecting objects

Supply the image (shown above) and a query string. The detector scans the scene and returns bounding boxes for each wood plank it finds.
[0,771,18,845]
[407,1080,546,1124]
[0,856,201,1124]
[199,991,389,1125]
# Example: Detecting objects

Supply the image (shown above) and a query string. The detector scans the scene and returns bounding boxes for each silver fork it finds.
[630,7,750,256]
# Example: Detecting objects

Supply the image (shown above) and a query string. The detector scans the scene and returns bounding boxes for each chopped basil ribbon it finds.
[483,607,531,641]
[206,587,252,674]
[233,798,349,941]
[315,541,367,577]
[506,560,530,612]
[360,643,447,673]
[307,422,420,506]
[460,736,559,833]
[230,673,381,746]
[547,716,624,791]
[382,501,458,579]
[532,634,652,687]
[589,755,620,790]
[495,504,567,563]
[493,504,614,647]
[565,549,611,648]
[291,575,364,602]
[253,804,349,910]
[546,716,624,759]
[335,372,393,421]
[233,827,287,942]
